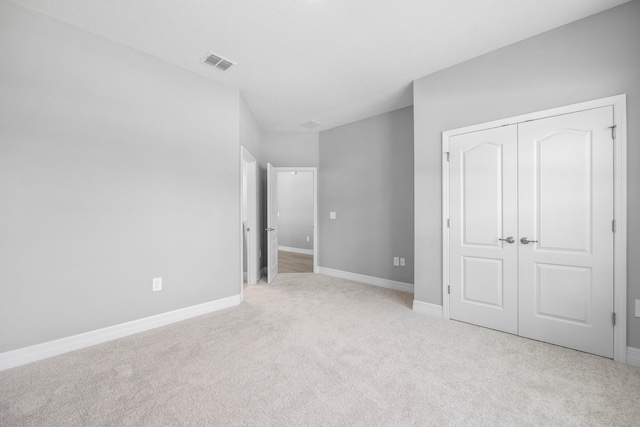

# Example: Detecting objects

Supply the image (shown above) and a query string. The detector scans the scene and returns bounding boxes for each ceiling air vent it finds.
[201,51,235,71]
[300,120,324,129]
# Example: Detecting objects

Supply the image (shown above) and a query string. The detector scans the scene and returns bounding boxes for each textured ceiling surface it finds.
[9,0,630,132]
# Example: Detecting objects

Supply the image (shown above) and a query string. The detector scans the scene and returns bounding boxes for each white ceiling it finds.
[10,0,630,132]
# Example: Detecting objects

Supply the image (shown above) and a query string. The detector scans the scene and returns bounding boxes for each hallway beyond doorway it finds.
[278,250,313,273]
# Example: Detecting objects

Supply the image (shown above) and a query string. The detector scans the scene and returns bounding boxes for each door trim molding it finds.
[276,167,319,274]
[441,94,627,363]
[240,146,258,298]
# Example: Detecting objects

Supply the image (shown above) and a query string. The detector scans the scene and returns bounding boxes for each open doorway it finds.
[278,169,314,273]
[267,166,318,281]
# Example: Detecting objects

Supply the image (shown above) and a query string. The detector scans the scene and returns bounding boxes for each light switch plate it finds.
[636,299,640,317]
[400,258,406,266]
[152,277,162,292]
[393,257,399,266]
[329,211,336,220]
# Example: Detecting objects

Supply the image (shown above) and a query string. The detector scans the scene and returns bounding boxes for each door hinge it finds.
[609,125,617,140]
[447,285,450,295]
[447,218,450,228]
[445,152,450,162]
[612,219,616,233]
[612,312,616,326]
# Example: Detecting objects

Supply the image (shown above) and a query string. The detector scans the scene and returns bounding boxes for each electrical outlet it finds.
[306,236,310,242]
[330,211,337,220]
[152,277,162,292]
[393,257,399,266]
[400,258,406,266]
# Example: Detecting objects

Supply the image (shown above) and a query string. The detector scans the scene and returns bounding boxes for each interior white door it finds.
[449,125,519,334]
[267,163,279,283]
[518,107,614,358]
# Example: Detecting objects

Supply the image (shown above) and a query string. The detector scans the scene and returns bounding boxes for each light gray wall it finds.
[240,96,264,162]
[319,107,414,284]
[0,1,241,353]
[413,1,640,347]
[263,132,319,167]
[277,172,314,250]
[239,96,266,278]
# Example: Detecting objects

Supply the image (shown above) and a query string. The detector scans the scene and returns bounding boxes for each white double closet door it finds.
[448,106,614,358]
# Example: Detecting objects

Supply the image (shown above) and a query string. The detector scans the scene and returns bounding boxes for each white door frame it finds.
[267,163,279,283]
[276,166,319,273]
[240,146,258,300]
[441,94,627,363]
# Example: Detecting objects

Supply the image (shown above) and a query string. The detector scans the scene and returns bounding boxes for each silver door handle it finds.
[265,227,275,232]
[520,237,538,244]
[499,236,515,244]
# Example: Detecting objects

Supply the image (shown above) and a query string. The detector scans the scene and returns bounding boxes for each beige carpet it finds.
[1,273,639,426]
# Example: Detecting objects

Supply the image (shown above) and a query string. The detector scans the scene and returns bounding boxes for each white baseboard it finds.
[412,300,444,318]
[278,246,313,255]
[0,294,242,372]
[318,266,414,293]
[627,347,640,367]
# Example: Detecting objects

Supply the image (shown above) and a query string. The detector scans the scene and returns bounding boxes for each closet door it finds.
[517,107,614,358]
[449,125,518,334]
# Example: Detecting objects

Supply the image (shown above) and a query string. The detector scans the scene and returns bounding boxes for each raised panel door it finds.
[517,107,614,358]
[449,125,518,334]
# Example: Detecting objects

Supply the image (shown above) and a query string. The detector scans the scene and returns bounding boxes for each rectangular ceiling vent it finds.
[300,120,324,129]
[201,51,235,71]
